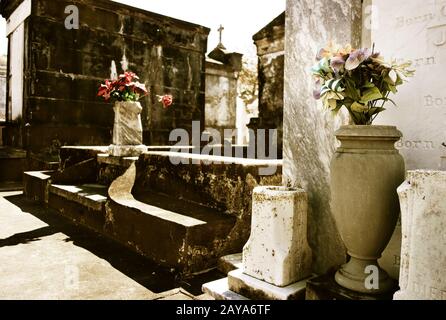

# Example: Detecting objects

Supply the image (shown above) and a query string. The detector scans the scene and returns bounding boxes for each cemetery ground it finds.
[0,190,217,300]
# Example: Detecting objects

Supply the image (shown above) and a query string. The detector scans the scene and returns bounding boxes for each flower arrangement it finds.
[97,71,173,108]
[311,43,415,125]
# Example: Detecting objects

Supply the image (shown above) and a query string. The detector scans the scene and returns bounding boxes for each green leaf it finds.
[368,107,386,117]
[360,86,383,103]
[362,81,375,89]
[326,78,344,92]
[390,85,397,94]
[351,102,368,112]
[344,79,361,101]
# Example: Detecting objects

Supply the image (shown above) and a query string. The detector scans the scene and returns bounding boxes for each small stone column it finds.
[441,156,446,170]
[108,101,146,157]
[394,171,446,300]
[228,186,312,300]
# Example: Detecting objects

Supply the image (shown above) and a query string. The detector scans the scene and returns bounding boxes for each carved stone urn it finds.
[108,101,146,157]
[330,125,405,294]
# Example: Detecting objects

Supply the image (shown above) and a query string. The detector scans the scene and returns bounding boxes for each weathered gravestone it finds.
[394,171,446,300]
[363,0,446,280]
[365,0,446,170]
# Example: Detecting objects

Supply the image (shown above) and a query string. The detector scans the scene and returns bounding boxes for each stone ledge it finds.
[145,151,283,167]
[23,170,54,203]
[202,277,249,300]
[50,184,108,211]
[218,253,242,274]
[24,171,53,179]
[108,145,147,157]
[228,269,308,300]
[97,154,139,167]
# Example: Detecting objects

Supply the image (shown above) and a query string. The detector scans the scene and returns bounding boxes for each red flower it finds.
[158,94,173,108]
[119,71,139,84]
[97,71,149,102]
[97,79,113,101]
[130,82,148,96]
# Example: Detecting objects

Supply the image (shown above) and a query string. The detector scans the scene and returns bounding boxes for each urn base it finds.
[335,257,395,294]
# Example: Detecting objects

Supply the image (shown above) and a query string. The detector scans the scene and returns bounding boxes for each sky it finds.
[113,0,285,60]
[0,0,285,59]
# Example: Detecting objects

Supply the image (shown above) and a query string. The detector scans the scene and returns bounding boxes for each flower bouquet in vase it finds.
[98,71,173,157]
[311,43,414,294]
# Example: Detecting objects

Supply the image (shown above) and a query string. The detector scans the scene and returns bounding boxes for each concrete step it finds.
[23,170,54,203]
[217,253,242,274]
[202,277,248,300]
[50,184,108,211]
[48,183,109,232]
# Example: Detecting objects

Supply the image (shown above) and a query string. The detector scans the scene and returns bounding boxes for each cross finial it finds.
[217,24,226,50]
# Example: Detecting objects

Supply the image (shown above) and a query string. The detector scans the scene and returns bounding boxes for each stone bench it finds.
[106,162,237,274]
[27,146,282,275]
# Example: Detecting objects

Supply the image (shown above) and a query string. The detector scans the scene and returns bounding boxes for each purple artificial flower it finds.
[345,48,372,70]
[313,80,322,99]
[330,55,346,72]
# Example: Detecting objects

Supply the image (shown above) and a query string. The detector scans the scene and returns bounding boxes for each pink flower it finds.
[158,95,173,108]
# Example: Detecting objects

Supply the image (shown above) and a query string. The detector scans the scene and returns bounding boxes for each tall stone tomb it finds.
[364,0,446,170]
[283,0,362,274]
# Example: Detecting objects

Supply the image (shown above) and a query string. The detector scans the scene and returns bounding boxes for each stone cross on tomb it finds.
[217,24,226,50]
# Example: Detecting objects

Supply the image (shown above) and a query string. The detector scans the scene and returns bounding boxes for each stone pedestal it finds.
[394,171,446,300]
[203,186,313,300]
[441,156,446,170]
[242,186,312,287]
[204,186,313,300]
[108,101,147,157]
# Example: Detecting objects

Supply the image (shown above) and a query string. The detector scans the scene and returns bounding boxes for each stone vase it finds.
[330,125,405,294]
[108,101,146,157]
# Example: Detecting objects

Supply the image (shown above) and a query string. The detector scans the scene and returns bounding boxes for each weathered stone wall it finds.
[0,56,6,122]
[283,0,362,274]
[1,0,209,155]
[253,12,285,156]
[205,59,238,138]
[134,152,283,254]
